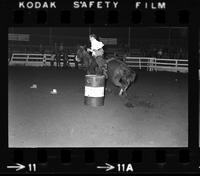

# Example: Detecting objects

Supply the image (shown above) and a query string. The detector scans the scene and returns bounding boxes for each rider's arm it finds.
[87,48,92,52]
[97,42,104,49]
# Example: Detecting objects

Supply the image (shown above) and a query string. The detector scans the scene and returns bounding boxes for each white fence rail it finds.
[9,53,188,73]
[9,53,80,67]
[126,57,188,73]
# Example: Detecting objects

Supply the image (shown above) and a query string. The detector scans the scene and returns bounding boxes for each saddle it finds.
[91,48,104,57]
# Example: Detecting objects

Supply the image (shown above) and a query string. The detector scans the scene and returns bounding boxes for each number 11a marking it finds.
[117,164,134,172]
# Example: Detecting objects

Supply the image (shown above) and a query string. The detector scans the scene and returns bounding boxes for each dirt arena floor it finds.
[8,66,188,147]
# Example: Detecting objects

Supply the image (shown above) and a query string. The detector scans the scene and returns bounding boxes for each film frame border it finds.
[1,0,199,174]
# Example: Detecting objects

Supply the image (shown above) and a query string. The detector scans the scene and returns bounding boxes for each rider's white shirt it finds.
[91,39,104,51]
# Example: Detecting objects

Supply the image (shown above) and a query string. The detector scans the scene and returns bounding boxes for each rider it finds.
[87,34,108,78]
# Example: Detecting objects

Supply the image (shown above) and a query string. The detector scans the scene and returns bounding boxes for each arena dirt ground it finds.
[8,67,188,147]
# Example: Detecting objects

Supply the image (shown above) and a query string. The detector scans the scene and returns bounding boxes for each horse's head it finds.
[75,45,88,62]
[75,45,98,74]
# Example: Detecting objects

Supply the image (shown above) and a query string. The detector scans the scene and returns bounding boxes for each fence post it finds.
[139,58,141,69]
[152,58,155,71]
[26,54,29,66]
[147,58,149,71]
[43,54,46,67]
[151,58,154,71]
[155,58,157,72]
[175,60,178,72]
[149,58,152,71]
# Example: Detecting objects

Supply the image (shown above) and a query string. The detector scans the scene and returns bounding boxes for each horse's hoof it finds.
[123,92,128,97]
[119,93,123,96]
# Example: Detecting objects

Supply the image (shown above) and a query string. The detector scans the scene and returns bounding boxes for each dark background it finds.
[8,27,188,59]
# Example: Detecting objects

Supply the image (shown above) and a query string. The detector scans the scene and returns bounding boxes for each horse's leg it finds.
[122,88,128,97]
[120,79,130,96]
[98,67,103,75]
[121,71,136,95]
[119,88,123,96]
[112,75,124,96]
[92,66,96,74]
[95,66,101,75]
[103,68,108,79]
[93,65,98,74]
[123,82,130,94]
[88,65,94,74]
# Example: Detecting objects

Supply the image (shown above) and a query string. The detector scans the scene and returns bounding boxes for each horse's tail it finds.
[126,70,136,83]
[121,67,137,84]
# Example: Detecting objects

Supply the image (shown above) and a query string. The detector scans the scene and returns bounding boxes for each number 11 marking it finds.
[28,164,36,172]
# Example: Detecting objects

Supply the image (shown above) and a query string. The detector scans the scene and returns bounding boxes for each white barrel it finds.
[84,75,105,107]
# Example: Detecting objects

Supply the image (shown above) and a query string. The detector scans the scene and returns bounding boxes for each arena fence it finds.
[9,53,81,67]
[126,57,188,73]
[9,53,188,73]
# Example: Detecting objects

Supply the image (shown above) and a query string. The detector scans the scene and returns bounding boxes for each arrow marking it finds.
[7,163,25,171]
[97,163,115,171]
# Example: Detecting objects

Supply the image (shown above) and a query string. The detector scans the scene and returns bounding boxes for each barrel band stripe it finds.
[85,86,104,97]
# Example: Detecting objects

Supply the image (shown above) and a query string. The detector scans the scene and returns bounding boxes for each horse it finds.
[75,46,136,96]
[75,46,98,74]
